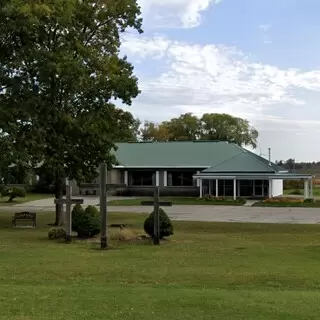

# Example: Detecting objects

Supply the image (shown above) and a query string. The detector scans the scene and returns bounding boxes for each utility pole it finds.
[100,163,108,249]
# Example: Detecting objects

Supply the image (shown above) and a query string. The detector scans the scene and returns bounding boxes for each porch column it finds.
[310,178,313,198]
[124,170,128,186]
[233,179,237,200]
[156,171,160,186]
[199,179,203,198]
[304,179,309,199]
[268,179,272,198]
[163,171,167,187]
[196,171,200,187]
[216,179,218,197]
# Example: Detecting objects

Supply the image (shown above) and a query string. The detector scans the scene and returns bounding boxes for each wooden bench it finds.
[12,212,36,228]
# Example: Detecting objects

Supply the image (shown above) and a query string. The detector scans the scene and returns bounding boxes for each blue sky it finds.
[121,0,320,162]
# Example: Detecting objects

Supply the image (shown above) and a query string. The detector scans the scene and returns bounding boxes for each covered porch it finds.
[193,173,313,200]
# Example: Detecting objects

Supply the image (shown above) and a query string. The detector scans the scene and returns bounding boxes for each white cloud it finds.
[122,34,320,124]
[260,24,271,32]
[138,0,221,28]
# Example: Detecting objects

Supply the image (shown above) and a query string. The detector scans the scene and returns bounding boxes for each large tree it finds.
[200,113,258,148]
[0,0,143,225]
[140,113,258,148]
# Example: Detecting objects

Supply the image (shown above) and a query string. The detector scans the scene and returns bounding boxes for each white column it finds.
[268,179,272,198]
[310,179,313,198]
[216,179,218,197]
[199,179,203,198]
[124,170,128,185]
[156,171,160,186]
[196,171,200,187]
[233,179,237,200]
[304,179,309,199]
[163,171,167,187]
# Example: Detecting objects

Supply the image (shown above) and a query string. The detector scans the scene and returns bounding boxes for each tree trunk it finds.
[54,178,64,226]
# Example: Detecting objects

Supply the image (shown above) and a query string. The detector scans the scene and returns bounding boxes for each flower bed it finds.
[263,197,304,203]
[198,194,246,204]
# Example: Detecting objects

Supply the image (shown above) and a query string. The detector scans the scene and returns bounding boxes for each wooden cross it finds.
[54,183,84,243]
[140,187,172,245]
[100,163,108,249]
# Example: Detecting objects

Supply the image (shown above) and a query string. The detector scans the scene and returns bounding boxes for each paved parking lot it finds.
[109,205,320,224]
[5,197,320,224]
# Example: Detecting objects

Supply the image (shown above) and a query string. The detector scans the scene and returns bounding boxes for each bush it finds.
[110,228,137,241]
[1,186,27,201]
[48,228,66,240]
[144,208,174,239]
[72,205,100,238]
[304,198,315,203]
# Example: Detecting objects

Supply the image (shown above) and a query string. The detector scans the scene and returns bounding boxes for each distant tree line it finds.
[276,159,320,173]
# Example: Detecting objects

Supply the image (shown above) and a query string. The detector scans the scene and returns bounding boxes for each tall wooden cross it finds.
[54,182,84,243]
[141,187,172,245]
[100,162,108,249]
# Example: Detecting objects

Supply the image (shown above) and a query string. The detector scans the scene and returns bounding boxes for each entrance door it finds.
[254,180,264,196]
[254,180,269,197]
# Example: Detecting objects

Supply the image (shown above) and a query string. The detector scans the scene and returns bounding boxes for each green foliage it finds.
[140,113,258,148]
[198,194,246,204]
[288,189,303,195]
[0,0,143,223]
[304,198,315,203]
[143,208,174,239]
[283,180,304,190]
[1,186,27,202]
[48,228,66,240]
[72,205,100,238]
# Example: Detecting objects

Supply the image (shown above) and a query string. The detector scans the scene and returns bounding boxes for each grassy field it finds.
[108,197,245,206]
[0,193,53,206]
[1,212,320,318]
[284,187,320,196]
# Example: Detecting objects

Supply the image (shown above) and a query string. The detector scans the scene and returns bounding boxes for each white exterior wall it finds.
[271,179,283,197]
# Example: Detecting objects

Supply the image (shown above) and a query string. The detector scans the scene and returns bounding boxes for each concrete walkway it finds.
[3,197,320,224]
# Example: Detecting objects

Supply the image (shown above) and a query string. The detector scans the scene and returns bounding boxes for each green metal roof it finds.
[113,141,283,173]
[202,150,275,173]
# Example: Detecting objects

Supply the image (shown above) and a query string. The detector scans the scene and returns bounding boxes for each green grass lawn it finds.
[253,200,320,207]
[108,197,245,206]
[284,187,320,196]
[0,193,54,206]
[1,211,320,319]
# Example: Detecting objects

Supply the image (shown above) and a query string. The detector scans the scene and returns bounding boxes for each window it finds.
[129,171,154,186]
[167,171,194,186]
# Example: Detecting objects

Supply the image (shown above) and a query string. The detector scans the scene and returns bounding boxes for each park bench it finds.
[12,212,36,228]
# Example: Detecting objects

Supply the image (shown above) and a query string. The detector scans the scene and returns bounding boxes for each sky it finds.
[120,0,320,162]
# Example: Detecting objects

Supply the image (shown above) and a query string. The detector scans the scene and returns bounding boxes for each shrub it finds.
[72,205,100,238]
[1,186,27,201]
[48,228,66,240]
[110,228,137,241]
[264,197,303,203]
[72,203,85,230]
[144,208,174,239]
[304,198,315,203]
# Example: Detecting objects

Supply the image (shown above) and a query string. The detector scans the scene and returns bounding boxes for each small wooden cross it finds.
[54,184,84,242]
[140,187,172,245]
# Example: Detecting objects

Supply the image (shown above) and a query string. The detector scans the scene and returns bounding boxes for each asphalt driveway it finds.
[2,196,320,224]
